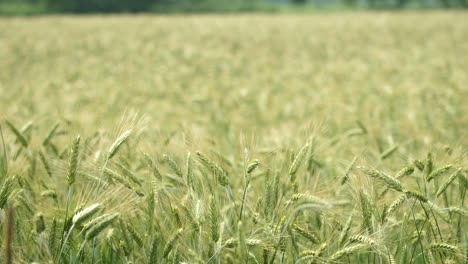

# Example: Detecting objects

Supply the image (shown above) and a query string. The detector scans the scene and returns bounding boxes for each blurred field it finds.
[0,12,467,263]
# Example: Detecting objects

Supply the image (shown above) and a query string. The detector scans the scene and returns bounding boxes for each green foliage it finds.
[1,0,467,15]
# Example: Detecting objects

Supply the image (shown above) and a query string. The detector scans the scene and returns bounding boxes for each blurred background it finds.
[0,0,467,15]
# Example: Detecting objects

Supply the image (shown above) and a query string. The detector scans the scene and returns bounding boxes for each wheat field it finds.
[0,12,467,263]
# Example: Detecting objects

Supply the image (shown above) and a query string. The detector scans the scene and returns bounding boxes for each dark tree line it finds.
[47,0,166,12]
[295,0,467,8]
[0,0,269,13]
[365,0,467,8]
[1,0,467,13]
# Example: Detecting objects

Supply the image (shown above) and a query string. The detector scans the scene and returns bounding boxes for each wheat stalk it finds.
[163,154,183,177]
[349,234,377,246]
[359,191,373,231]
[127,223,143,247]
[67,136,80,186]
[196,151,229,186]
[447,207,467,217]
[427,243,458,253]
[186,152,193,187]
[149,236,158,263]
[424,152,433,177]
[436,169,461,197]
[72,203,102,227]
[163,228,183,258]
[293,224,320,244]
[0,177,14,209]
[107,130,131,160]
[5,120,28,148]
[289,143,309,183]
[363,168,403,192]
[387,194,406,214]
[396,165,414,179]
[329,244,368,261]
[338,214,352,246]
[414,159,425,172]
[404,190,428,203]
[247,159,260,174]
[380,145,398,160]
[209,195,220,242]
[42,123,59,146]
[84,213,119,240]
[427,165,453,182]
[48,218,57,254]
